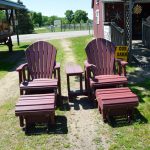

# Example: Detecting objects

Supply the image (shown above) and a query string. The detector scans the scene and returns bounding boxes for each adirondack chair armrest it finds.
[16,63,28,84]
[53,62,61,96]
[16,63,28,72]
[84,60,96,78]
[53,62,60,79]
[54,62,60,70]
[115,59,128,76]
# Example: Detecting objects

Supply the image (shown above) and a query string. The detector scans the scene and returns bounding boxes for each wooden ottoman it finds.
[15,93,55,130]
[96,87,139,122]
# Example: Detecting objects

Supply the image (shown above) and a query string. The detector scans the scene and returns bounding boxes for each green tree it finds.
[65,10,74,24]
[17,9,34,34]
[31,12,43,27]
[37,12,42,27]
[0,10,5,20]
[61,17,68,24]
[42,16,49,26]
[74,10,88,23]
[48,16,59,25]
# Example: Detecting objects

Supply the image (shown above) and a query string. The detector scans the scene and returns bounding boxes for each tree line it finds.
[16,8,91,34]
[0,6,91,34]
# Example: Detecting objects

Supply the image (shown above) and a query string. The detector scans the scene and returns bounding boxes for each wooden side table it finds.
[65,63,83,99]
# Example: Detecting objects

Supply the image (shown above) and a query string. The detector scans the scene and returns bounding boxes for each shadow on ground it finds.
[61,95,97,111]
[0,50,26,72]
[108,108,148,128]
[25,115,68,135]
[128,43,150,84]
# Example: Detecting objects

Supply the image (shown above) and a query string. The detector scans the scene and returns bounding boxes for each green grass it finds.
[69,35,93,68]
[34,27,61,34]
[34,27,50,33]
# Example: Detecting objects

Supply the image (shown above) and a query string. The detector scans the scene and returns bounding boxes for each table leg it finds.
[80,74,83,92]
[67,75,70,96]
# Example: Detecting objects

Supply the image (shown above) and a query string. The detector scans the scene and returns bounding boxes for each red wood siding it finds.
[93,0,104,38]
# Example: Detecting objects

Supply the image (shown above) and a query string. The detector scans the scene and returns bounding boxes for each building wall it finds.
[93,0,104,38]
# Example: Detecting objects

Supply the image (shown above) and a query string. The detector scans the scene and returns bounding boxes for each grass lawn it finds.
[34,27,61,34]
[0,36,149,149]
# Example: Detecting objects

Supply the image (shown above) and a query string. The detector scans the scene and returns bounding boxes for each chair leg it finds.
[19,116,24,127]
[50,112,55,126]
[87,88,92,100]
[98,106,101,114]
[20,89,23,95]
[84,71,87,91]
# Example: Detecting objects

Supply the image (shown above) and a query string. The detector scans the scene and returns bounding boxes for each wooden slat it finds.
[19,96,55,101]
[101,98,139,105]
[47,44,52,78]
[16,99,54,106]
[20,78,58,90]
[15,104,54,112]
[35,42,40,78]
[43,42,48,78]
[95,75,127,80]
[66,64,83,75]
[96,87,131,95]
[20,93,55,98]
[21,82,57,86]
[97,92,137,100]
[39,41,44,78]
[91,77,127,86]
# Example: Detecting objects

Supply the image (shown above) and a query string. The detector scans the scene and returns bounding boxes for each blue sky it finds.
[12,0,93,19]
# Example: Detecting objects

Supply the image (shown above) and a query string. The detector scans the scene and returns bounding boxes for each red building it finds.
[92,0,150,39]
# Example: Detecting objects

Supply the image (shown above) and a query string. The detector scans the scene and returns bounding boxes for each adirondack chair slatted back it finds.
[25,41,56,79]
[85,38,115,76]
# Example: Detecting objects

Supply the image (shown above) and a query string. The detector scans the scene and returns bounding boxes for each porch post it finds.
[124,0,134,63]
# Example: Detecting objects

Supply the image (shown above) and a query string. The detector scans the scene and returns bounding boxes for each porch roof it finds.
[0,0,25,10]
[92,0,150,8]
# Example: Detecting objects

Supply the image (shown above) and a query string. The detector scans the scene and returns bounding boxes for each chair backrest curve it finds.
[85,38,115,76]
[25,41,57,79]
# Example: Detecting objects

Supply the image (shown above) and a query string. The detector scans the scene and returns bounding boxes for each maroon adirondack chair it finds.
[16,41,61,101]
[84,38,128,100]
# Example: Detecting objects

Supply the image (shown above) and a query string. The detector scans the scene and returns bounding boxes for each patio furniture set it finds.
[15,38,139,131]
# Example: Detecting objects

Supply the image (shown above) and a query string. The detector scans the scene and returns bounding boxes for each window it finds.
[95,10,100,24]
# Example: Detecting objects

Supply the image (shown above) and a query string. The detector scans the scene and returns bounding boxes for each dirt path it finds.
[60,39,99,150]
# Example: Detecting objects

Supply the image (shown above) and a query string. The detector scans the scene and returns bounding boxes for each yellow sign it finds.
[115,46,128,61]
